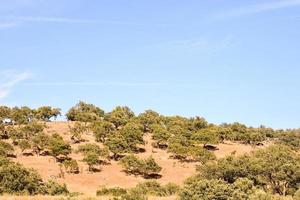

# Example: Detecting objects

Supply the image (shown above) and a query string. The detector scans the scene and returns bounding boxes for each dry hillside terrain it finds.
[8,121,266,198]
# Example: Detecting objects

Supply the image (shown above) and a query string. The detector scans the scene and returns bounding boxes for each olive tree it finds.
[66,101,104,122]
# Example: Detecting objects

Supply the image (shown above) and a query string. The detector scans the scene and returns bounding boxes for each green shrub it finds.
[96,187,127,196]
[49,133,71,160]
[198,145,300,196]
[66,101,104,122]
[119,155,162,178]
[63,159,79,173]
[0,161,43,195]
[40,180,69,195]
[190,147,216,164]
[18,139,31,152]
[0,141,14,157]
[179,179,234,200]
[133,181,179,196]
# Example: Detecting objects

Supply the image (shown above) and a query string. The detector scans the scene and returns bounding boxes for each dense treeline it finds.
[0,101,300,199]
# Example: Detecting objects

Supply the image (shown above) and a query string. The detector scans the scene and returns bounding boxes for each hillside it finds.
[0,104,299,200]
[11,121,260,196]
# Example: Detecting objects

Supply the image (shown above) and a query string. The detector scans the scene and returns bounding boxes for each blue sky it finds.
[0,0,300,128]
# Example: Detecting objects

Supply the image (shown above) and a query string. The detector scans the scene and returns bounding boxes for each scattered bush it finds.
[96,186,127,196]
[63,159,79,174]
[119,155,161,178]
[0,141,14,157]
[49,133,71,161]
[66,101,104,122]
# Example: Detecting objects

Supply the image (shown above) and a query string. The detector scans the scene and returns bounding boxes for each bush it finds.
[18,139,31,153]
[63,159,79,173]
[141,156,162,178]
[119,154,143,175]
[69,122,89,143]
[40,180,69,195]
[91,121,115,142]
[0,141,14,156]
[276,130,300,150]
[105,106,135,128]
[119,155,162,178]
[179,179,234,200]
[151,124,171,149]
[78,143,110,169]
[49,133,71,160]
[0,161,43,195]
[20,121,45,139]
[198,145,300,196]
[82,152,101,172]
[190,147,216,164]
[133,181,179,196]
[66,101,104,122]
[96,187,127,196]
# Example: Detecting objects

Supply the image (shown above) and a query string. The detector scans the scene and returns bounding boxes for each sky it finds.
[0,0,300,129]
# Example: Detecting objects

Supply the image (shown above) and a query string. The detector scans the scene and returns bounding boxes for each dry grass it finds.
[0,195,177,200]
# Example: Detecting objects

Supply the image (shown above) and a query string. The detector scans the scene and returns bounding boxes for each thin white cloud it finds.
[0,70,32,100]
[5,16,167,26]
[0,22,17,29]
[24,81,164,87]
[151,35,235,55]
[11,16,97,24]
[213,0,300,20]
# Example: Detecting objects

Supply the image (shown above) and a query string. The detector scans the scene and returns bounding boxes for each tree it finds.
[199,145,300,196]
[78,143,109,160]
[20,121,45,140]
[18,139,31,153]
[0,141,14,157]
[10,106,34,125]
[138,110,161,132]
[105,134,130,159]
[106,106,135,129]
[6,126,23,145]
[69,122,89,143]
[0,106,11,122]
[179,177,256,200]
[119,122,144,152]
[276,130,300,150]
[78,143,109,170]
[91,121,115,142]
[191,128,220,147]
[35,106,61,121]
[32,132,50,155]
[151,124,171,149]
[179,178,234,200]
[48,133,71,161]
[167,135,191,160]
[0,123,8,139]
[190,147,216,164]
[63,159,79,174]
[141,156,162,178]
[83,152,100,172]
[0,160,43,195]
[66,101,104,122]
[119,155,162,178]
[189,116,208,131]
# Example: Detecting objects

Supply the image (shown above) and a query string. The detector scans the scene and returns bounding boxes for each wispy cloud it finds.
[0,22,17,29]
[24,81,165,87]
[151,35,235,55]
[10,16,97,24]
[213,0,300,20]
[3,16,167,26]
[0,70,32,100]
